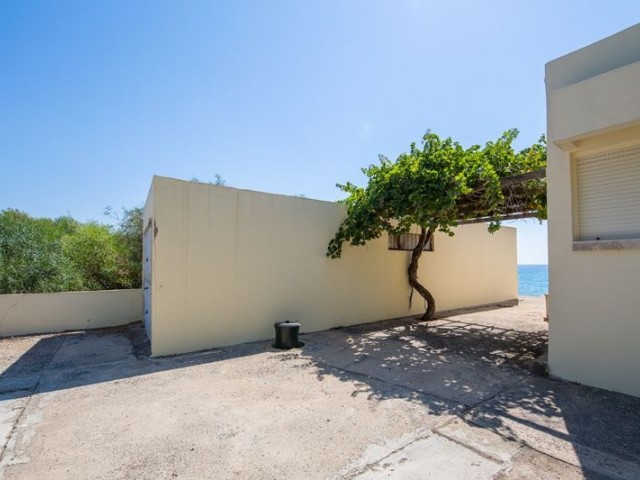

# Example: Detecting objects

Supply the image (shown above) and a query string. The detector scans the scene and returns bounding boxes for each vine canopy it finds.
[327,129,546,258]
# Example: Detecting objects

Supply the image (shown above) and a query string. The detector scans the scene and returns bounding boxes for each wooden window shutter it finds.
[388,233,433,251]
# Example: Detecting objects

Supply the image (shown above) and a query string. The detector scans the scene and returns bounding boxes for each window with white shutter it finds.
[575,144,640,241]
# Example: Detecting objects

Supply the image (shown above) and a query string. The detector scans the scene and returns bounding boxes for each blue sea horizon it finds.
[518,264,548,297]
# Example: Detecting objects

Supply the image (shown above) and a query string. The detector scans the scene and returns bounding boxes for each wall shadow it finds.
[0,324,272,400]
[2,314,639,478]
[295,315,640,479]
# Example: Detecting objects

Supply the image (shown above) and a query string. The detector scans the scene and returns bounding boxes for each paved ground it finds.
[1,297,639,479]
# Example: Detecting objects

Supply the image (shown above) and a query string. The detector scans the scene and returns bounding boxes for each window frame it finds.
[571,142,640,251]
[387,232,434,252]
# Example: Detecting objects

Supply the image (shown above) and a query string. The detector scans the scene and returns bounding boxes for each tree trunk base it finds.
[407,227,436,320]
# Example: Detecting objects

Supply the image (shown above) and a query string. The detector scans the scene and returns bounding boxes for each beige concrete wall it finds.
[0,289,143,337]
[546,24,640,397]
[143,182,155,338]
[146,176,517,356]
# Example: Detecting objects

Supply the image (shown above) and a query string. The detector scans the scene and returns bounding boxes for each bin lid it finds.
[274,321,301,328]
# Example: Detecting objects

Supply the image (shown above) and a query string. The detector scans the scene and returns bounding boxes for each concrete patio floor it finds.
[1,297,639,479]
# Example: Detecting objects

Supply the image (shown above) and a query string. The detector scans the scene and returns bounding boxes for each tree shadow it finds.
[295,315,640,479]
[1,312,640,478]
[299,316,548,406]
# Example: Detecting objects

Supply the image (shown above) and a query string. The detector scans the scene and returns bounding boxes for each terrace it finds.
[1,297,639,479]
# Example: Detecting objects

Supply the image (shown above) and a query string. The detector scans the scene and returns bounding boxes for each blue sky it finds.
[1,1,638,264]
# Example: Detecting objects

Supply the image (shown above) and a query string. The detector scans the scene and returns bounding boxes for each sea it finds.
[518,264,548,297]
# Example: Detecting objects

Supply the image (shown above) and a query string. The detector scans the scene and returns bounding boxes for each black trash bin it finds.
[273,321,302,349]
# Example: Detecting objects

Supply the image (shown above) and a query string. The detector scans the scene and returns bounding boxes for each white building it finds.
[546,24,640,397]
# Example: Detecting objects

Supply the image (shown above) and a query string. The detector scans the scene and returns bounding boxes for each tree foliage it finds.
[189,174,227,186]
[103,206,144,288]
[0,210,80,293]
[0,207,143,294]
[327,129,547,319]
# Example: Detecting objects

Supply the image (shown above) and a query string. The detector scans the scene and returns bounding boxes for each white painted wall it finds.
[546,23,640,397]
[145,176,517,357]
[0,289,143,337]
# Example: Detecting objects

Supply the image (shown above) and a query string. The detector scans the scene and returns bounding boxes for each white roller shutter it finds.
[576,144,640,240]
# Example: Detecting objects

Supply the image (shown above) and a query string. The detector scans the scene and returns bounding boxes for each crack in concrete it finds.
[0,336,66,477]
[313,356,532,479]
[310,357,467,411]
[0,299,21,335]
[0,387,37,467]
[316,352,565,479]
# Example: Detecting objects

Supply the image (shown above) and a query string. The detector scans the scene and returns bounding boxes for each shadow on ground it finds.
[0,323,278,401]
[2,302,640,479]
[296,312,640,479]
[301,316,548,405]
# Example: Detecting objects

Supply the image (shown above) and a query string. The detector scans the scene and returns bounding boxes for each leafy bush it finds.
[0,207,143,294]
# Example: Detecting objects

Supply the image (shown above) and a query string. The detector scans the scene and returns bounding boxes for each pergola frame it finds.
[456,168,546,225]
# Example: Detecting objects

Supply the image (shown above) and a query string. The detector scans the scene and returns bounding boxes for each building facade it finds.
[546,24,640,397]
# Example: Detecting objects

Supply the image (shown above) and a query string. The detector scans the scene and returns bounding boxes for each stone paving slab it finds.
[0,336,64,379]
[1,297,640,479]
[464,376,640,479]
[435,418,522,463]
[304,313,539,406]
[1,338,462,480]
[0,394,27,456]
[47,331,134,371]
[493,447,612,480]
[352,431,504,480]
[0,376,39,397]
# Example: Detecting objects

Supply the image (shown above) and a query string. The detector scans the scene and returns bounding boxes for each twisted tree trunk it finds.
[408,227,436,320]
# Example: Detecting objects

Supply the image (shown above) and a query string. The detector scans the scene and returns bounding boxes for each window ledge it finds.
[573,238,640,251]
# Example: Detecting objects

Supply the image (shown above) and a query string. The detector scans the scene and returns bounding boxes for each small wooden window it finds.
[388,233,434,252]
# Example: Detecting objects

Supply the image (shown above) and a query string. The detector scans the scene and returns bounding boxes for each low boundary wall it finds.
[0,289,143,337]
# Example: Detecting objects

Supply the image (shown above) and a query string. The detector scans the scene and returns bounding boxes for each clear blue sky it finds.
[1,2,638,264]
